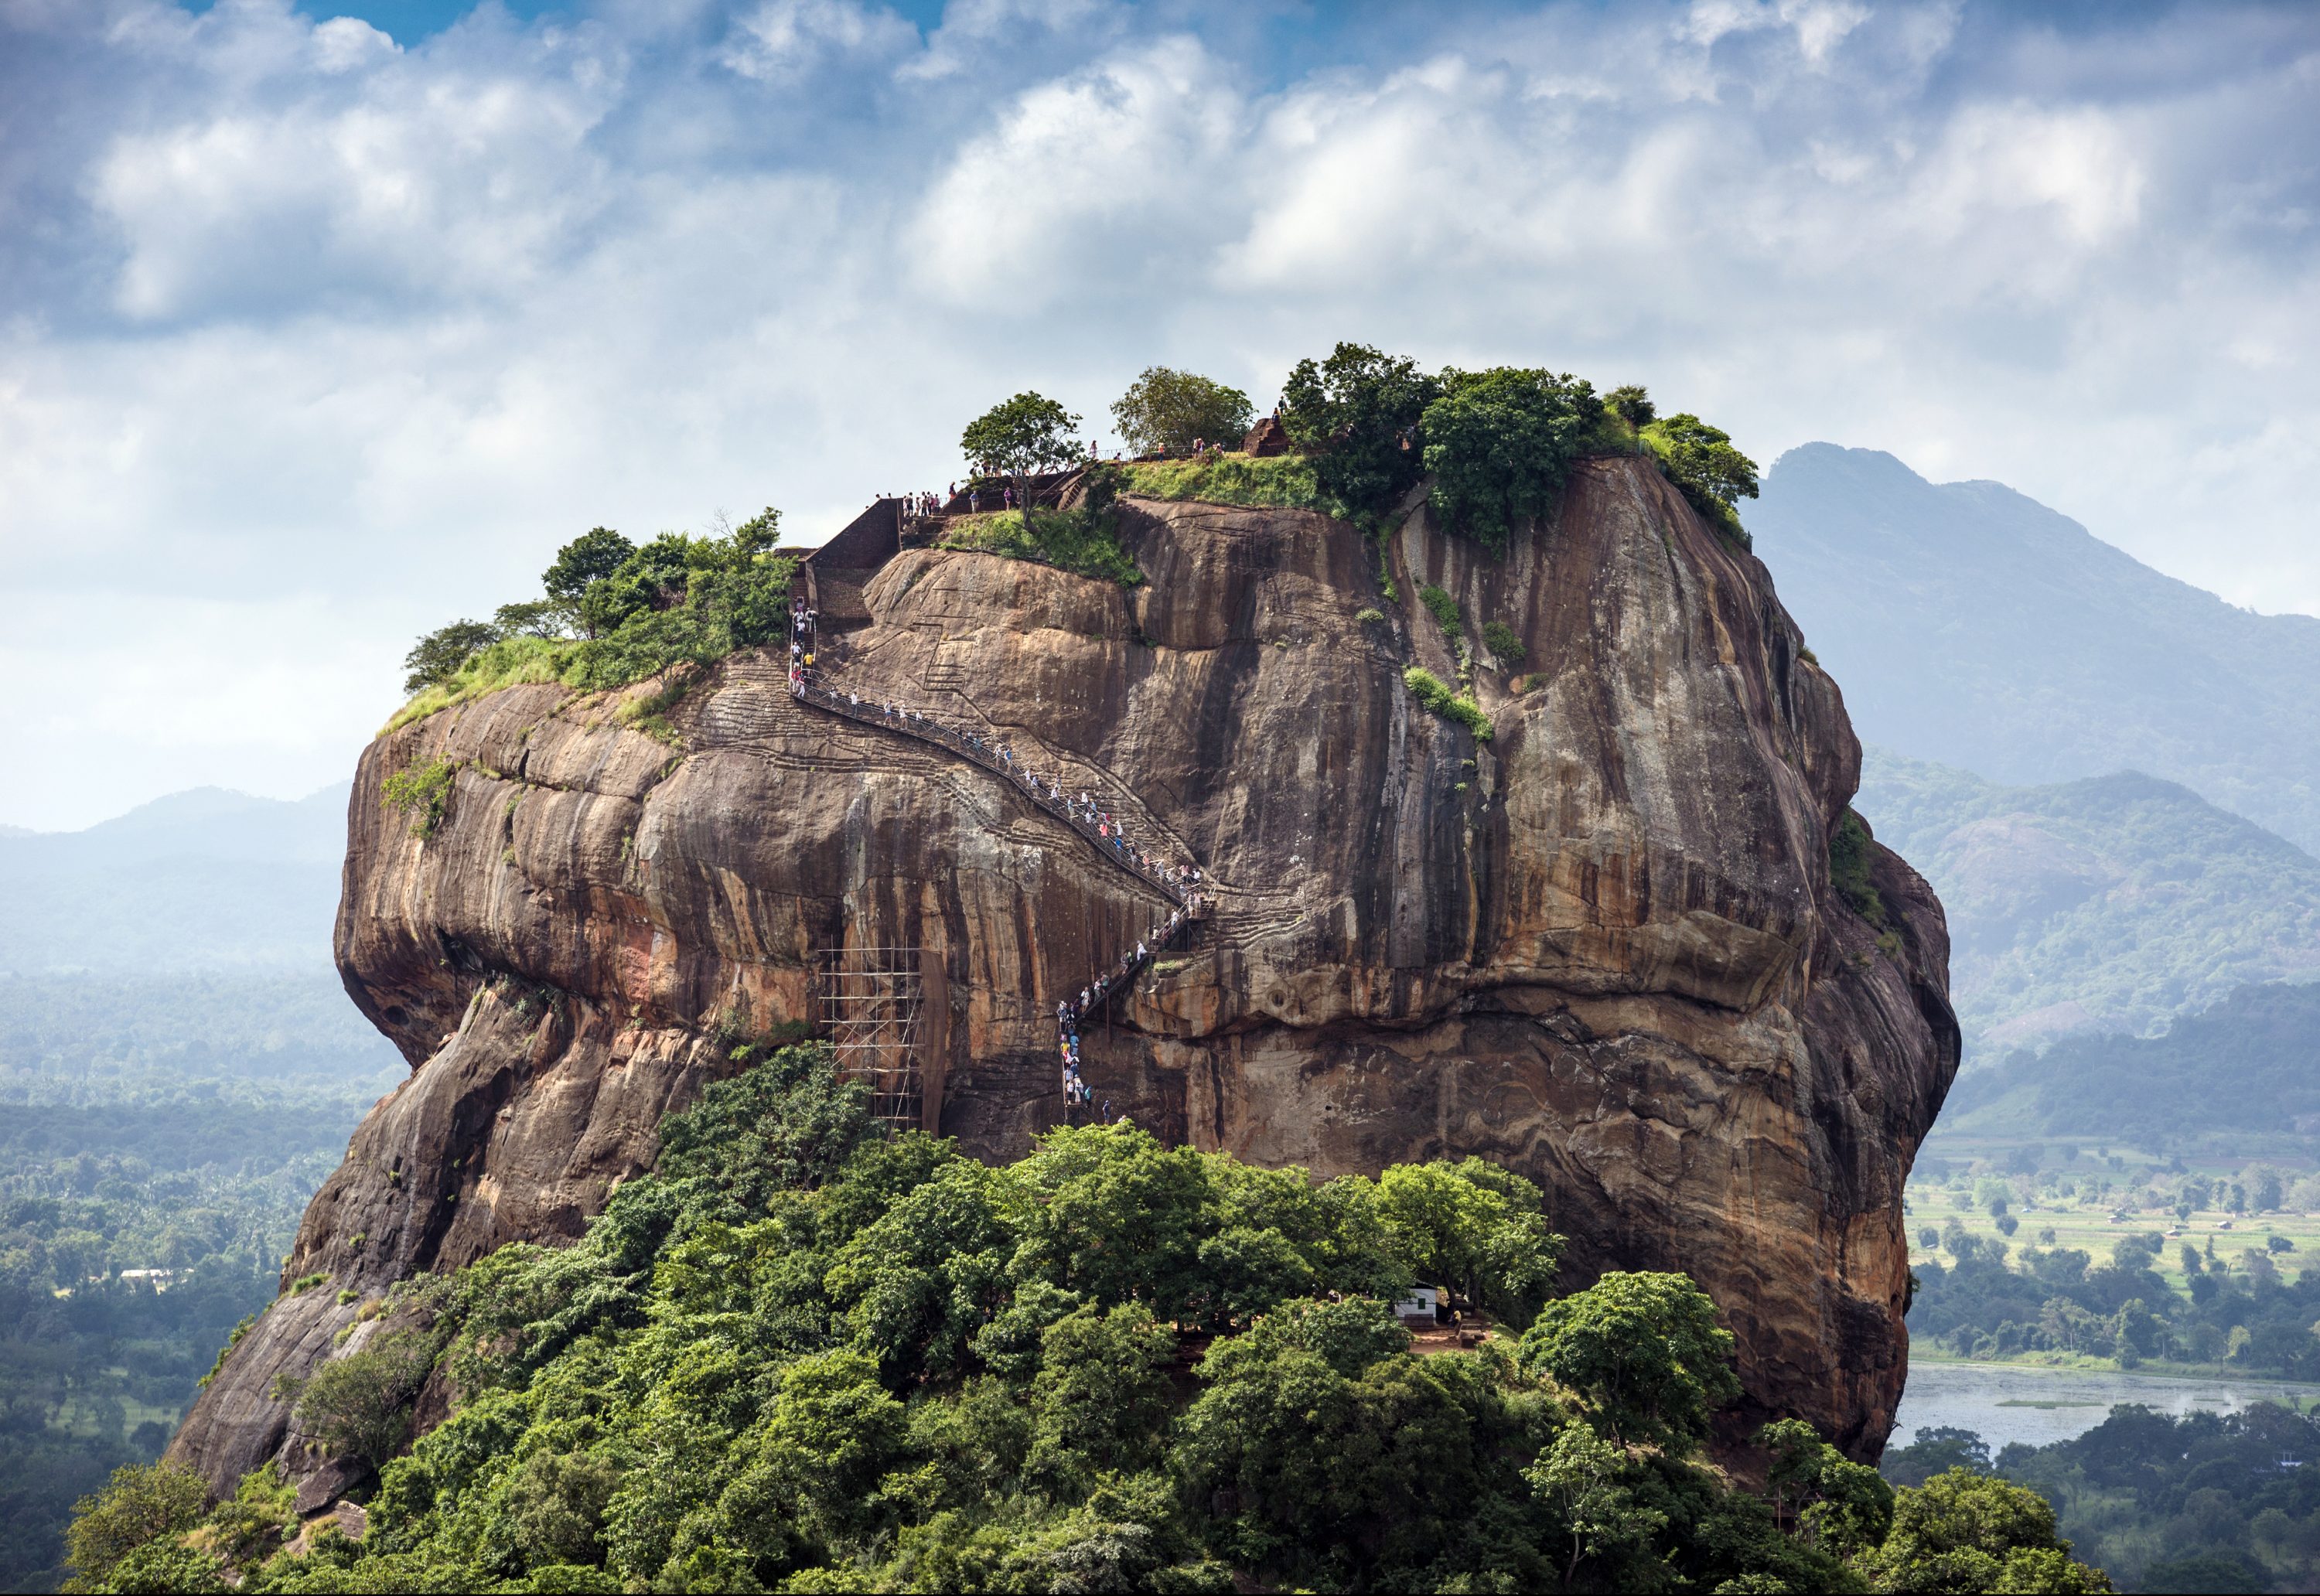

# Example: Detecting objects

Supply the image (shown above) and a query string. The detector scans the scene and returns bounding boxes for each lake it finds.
[1894,1359,2320,1453]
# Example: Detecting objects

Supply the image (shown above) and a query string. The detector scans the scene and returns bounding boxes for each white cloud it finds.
[1,0,2317,827]
[717,0,916,84]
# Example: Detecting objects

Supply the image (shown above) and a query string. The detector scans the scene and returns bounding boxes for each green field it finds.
[1908,1130,2318,1305]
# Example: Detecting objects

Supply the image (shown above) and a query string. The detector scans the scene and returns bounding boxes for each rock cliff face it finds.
[172,456,1958,1489]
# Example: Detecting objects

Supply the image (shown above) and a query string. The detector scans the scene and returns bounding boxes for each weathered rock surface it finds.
[172,455,1957,1489]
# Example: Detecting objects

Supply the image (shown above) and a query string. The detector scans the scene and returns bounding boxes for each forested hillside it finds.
[1941,980,2320,1149]
[1854,749,2320,1055]
[1753,445,2320,856]
[0,791,397,1588]
[1887,1401,2320,1593]
[66,1045,2108,1594]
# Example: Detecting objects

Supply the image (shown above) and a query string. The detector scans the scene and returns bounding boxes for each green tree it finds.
[507,1450,621,1568]
[961,392,1083,477]
[1759,1418,1894,1556]
[401,619,501,693]
[1861,1468,2111,1593]
[1480,619,1526,667]
[1518,1271,1739,1451]
[1606,384,1656,429]
[1109,367,1254,456]
[1641,413,1760,540]
[281,1332,435,1473]
[1278,342,1441,519]
[542,527,637,632]
[86,1536,229,1593]
[1368,1159,1561,1316]
[63,1462,210,1593]
[1524,1423,1666,1590]
[492,598,571,639]
[1028,1302,1176,1485]
[1421,367,1604,554]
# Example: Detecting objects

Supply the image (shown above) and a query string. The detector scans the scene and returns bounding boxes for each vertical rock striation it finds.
[172,455,1957,1489]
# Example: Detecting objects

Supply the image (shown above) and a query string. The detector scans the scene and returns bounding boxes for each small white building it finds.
[1392,1285,1440,1328]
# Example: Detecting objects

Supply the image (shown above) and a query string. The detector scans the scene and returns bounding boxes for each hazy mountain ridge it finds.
[1941,977,2320,1150]
[1754,444,2320,855]
[1856,747,2320,1055]
[0,783,352,974]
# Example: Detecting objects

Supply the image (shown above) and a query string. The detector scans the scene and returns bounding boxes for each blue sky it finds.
[2,0,2316,828]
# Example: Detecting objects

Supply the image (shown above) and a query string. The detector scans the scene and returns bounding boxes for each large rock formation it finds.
[172,456,1957,1490]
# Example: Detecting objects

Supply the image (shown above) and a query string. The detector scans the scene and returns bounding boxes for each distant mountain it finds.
[1940,978,2320,1151]
[1753,445,2320,855]
[0,784,350,974]
[1855,748,2320,1056]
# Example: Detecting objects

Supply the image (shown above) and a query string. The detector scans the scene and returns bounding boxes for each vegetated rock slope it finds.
[1857,747,2320,1057]
[172,455,1958,1491]
[1752,444,2320,857]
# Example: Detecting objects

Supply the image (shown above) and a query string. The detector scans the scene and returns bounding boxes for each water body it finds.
[1893,1360,2320,1454]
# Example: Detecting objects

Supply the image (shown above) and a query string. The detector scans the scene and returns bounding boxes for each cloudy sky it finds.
[2,0,2315,830]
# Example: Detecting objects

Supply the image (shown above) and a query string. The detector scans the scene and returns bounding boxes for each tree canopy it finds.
[1109,367,1254,456]
[1643,412,1761,544]
[1278,342,1441,520]
[961,391,1084,476]
[81,1043,2110,1594]
[1421,367,1604,554]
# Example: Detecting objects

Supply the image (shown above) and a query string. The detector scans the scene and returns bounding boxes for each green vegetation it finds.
[384,361,1754,730]
[961,390,1083,476]
[1903,1136,2320,1381]
[1606,385,1656,429]
[541,527,633,635]
[1275,343,1748,558]
[1858,749,2320,1055]
[1421,367,1606,554]
[1418,584,1463,641]
[1117,451,1321,510]
[384,636,575,733]
[1353,606,1385,626]
[69,1043,2110,1593]
[380,757,459,838]
[1887,1403,2320,1592]
[1828,808,1889,928]
[1482,619,1526,667]
[389,513,797,732]
[1279,342,1439,522]
[1109,367,1253,456]
[400,621,501,696]
[937,486,1142,588]
[279,1332,441,1473]
[1641,414,1760,548]
[0,1039,380,1587]
[1404,667,1494,743]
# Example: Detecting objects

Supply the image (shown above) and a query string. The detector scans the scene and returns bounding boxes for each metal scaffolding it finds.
[816,946,924,1130]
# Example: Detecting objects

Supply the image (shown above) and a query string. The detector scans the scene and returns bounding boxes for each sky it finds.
[2,0,2315,830]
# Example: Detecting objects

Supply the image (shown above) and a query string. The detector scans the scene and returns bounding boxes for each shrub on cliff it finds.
[1110,367,1253,456]
[1404,667,1494,742]
[1643,413,1760,547]
[937,502,1142,587]
[387,513,795,732]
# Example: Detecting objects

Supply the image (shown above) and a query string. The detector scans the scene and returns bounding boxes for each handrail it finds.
[784,609,1206,1127]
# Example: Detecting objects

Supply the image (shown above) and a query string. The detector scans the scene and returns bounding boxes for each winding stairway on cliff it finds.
[790,490,1208,1131]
